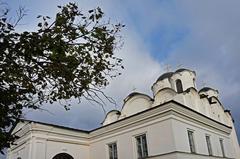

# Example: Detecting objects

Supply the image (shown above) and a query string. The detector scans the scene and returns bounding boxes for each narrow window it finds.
[187,130,196,153]
[193,78,196,88]
[219,139,225,157]
[206,135,213,156]
[108,143,118,159]
[136,134,148,158]
[176,79,183,93]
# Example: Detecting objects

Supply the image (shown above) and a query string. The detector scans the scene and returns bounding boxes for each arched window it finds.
[176,79,183,93]
[52,153,74,159]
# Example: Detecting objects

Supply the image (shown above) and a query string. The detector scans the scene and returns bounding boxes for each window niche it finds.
[108,142,118,159]
[205,135,213,156]
[219,139,225,157]
[187,130,196,153]
[176,79,183,93]
[135,134,148,159]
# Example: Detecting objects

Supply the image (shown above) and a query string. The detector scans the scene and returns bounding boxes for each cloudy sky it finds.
[1,0,240,158]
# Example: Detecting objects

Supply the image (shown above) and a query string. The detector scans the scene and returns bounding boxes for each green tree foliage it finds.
[0,2,124,153]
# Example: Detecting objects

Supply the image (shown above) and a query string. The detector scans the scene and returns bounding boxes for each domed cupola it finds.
[199,87,219,98]
[119,92,153,119]
[151,72,174,96]
[102,110,121,126]
[151,68,196,96]
[171,68,196,93]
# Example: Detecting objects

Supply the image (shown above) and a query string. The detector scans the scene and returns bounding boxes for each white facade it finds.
[8,68,240,159]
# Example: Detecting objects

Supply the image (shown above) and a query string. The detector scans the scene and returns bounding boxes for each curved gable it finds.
[120,93,152,118]
[102,110,121,125]
[153,88,177,106]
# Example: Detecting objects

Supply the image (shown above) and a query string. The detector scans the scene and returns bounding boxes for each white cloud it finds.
[163,0,240,135]
[5,0,240,140]
[25,29,163,129]
[23,8,163,130]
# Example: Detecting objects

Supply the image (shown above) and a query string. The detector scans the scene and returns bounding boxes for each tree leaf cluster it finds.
[0,2,124,153]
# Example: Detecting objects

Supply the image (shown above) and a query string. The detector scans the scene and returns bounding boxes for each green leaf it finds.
[0,2,124,153]
[88,9,94,13]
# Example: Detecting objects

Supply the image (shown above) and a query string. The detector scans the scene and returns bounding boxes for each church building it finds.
[7,68,240,159]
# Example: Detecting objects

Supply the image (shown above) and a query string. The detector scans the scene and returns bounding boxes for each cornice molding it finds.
[15,101,232,144]
[31,128,89,140]
[147,150,234,159]
[46,137,89,146]
[90,101,232,139]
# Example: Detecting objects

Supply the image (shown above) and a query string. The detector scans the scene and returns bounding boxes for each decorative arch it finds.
[120,93,152,118]
[52,153,74,159]
[153,87,177,106]
[176,79,183,93]
[102,110,121,125]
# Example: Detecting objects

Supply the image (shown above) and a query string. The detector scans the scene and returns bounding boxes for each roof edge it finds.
[19,119,90,133]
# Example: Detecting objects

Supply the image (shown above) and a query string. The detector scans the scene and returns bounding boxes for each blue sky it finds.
[1,0,240,158]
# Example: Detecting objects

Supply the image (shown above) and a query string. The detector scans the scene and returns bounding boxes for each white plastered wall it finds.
[7,140,30,159]
[152,78,172,96]
[153,89,176,106]
[102,111,120,125]
[120,95,152,118]
[170,71,196,92]
[8,122,90,159]
[90,117,175,159]
[171,117,235,158]
[7,122,32,159]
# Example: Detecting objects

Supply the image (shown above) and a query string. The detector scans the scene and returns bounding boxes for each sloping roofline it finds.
[199,87,219,93]
[156,68,196,82]
[18,100,232,134]
[101,109,121,124]
[19,119,90,133]
[123,92,153,103]
[92,100,232,132]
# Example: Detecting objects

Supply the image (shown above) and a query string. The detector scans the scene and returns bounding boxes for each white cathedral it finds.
[7,68,240,159]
